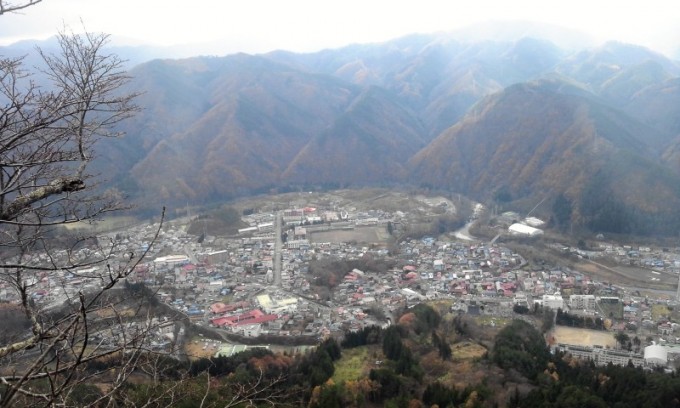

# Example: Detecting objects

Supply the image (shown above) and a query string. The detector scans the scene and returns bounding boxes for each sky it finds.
[0,0,679,57]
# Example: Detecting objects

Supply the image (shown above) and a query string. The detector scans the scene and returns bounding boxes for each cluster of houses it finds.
[4,198,680,369]
[595,243,680,272]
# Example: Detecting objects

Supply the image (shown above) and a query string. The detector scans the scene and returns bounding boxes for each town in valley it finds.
[4,189,680,371]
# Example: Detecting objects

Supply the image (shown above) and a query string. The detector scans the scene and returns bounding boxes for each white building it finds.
[556,344,645,368]
[153,254,190,266]
[294,226,307,237]
[570,295,597,311]
[238,226,258,235]
[644,344,668,366]
[514,292,530,307]
[508,223,543,237]
[286,239,309,249]
[257,294,298,314]
[202,250,228,264]
[524,217,545,227]
[257,222,274,232]
[402,288,425,301]
[541,293,564,310]
[241,324,262,337]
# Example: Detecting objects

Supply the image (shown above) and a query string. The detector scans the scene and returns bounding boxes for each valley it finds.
[4,18,680,406]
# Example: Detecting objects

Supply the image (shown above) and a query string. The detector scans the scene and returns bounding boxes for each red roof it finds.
[210,302,228,314]
[210,301,250,314]
[240,315,278,325]
[211,316,233,326]
[210,309,278,327]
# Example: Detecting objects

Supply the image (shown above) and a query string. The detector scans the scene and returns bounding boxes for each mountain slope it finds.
[625,78,680,153]
[129,54,361,202]
[409,80,680,233]
[555,41,680,94]
[282,86,427,186]
[59,32,680,235]
[268,35,565,138]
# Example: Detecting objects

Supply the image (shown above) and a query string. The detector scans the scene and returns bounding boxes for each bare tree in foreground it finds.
[1,5,305,407]
[0,26,176,407]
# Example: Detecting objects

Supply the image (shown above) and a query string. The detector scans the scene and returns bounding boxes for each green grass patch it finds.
[332,346,374,383]
[451,342,487,360]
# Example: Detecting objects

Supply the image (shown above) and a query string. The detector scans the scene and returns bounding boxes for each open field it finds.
[310,226,389,244]
[185,339,221,360]
[215,343,252,358]
[332,346,374,383]
[551,326,616,348]
[451,341,487,360]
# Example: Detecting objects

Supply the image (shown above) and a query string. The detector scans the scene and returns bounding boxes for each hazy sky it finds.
[1,0,679,56]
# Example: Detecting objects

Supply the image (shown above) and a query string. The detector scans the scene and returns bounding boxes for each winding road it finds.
[453,221,476,241]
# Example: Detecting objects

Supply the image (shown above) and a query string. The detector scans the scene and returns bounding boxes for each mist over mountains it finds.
[5,28,679,235]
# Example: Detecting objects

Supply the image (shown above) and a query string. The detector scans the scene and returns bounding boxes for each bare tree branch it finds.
[0,16,172,407]
[1,176,85,221]
[0,0,42,15]
[223,369,293,408]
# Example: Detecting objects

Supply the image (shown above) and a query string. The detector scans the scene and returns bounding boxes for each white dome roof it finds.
[644,344,668,363]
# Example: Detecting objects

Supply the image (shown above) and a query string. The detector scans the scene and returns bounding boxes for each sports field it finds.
[310,226,388,244]
[215,344,253,358]
[551,326,616,348]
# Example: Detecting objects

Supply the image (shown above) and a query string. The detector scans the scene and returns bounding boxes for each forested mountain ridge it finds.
[123,54,363,202]
[281,86,428,186]
[408,79,680,234]
[43,31,680,234]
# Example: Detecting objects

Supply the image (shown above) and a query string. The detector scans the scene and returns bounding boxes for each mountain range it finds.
[5,30,680,235]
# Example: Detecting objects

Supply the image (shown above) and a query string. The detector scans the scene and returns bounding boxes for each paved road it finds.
[273,211,282,286]
[183,245,198,265]
[453,221,476,241]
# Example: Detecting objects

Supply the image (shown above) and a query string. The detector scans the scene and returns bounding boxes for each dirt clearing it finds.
[310,226,388,244]
[551,326,616,348]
